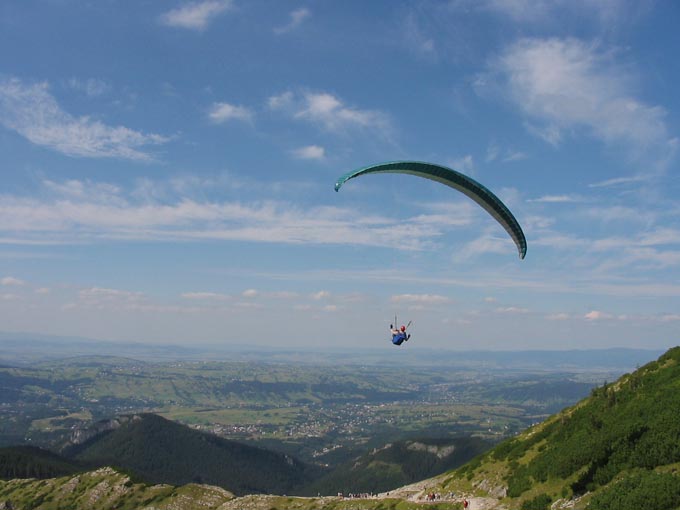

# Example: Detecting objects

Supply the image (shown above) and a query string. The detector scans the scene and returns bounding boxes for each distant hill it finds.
[0,445,80,480]
[0,330,663,369]
[303,436,490,495]
[437,346,680,509]
[63,413,315,496]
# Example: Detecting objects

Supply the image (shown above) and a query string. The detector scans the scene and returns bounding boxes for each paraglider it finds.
[334,161,527,259]
[390,319,411,346]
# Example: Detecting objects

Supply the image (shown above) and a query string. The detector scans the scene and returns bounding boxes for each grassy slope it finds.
[0,467,234,510]
[0,467,466,510]
[434,346,680,510]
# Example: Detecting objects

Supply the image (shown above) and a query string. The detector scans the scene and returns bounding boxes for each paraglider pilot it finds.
[390,324,410,346]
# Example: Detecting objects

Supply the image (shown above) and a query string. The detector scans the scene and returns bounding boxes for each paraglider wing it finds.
[334,161,527,259]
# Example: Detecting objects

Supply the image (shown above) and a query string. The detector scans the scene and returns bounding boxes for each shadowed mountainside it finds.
[0,445,81,480]
[302,436,490,496]
[63,413,316,496]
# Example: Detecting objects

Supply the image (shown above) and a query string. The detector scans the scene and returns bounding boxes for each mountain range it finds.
[2,347,680,509]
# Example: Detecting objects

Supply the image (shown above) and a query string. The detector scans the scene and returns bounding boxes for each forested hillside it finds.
[64,413,315,496]
[0,446,80,480]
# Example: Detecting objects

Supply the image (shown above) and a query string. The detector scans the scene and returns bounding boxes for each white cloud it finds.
[0,78,168,160]
[160,0,232,30]
[77,287,145,309]
[495,306,530,314]
[547,312,570,320]
[485,38,674,168]
[528,194,582,203]
[312,290,330,300]
[584,310,612,320]
[181,292,230,300]
[391,294,450,304]
[1,277,25,286]
[208,102,253,124]
[271,90,392,135]
[242,289,258,298]
[292,145,325,160]
[449,155,474,174]
[35,287,51,294]
[274,8,311,34]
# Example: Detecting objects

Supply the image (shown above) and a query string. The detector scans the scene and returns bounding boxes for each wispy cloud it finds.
[292,145,325,160]
[547,312,570,320]
[448,155,475,174]
[495,306,530,314]
[478,0,647,28]
[67,77,110,97]
[402,11,436,58]
[274,8,311,34]
[391,294,451,304]
[78,287,144,308]
[0,185,444,249]
[482,38,675,169]
[311,290,330,300]
[588,174,649,188]
[454,234,515,260]
[159,0,232,30]
[208,102,253,124]
[181,292,230,300]
[1,277,25,286]
[485,143,527,163]
[0,77,169,160]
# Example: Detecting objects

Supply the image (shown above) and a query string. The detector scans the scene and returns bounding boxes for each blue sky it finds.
[1,0,679,350]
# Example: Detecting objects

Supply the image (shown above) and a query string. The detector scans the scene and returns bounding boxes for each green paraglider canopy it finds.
[334,161,527,259]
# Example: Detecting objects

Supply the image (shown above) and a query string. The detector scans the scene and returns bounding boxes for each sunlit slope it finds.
[65,413,314,496]
[0,467,451,510]
[0,467,235,510]
[437,346,680,510]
